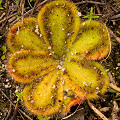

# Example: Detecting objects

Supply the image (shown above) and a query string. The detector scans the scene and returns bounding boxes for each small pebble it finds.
[5,84,11,88]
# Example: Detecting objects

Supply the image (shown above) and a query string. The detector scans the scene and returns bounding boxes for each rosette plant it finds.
[7,0,111,117]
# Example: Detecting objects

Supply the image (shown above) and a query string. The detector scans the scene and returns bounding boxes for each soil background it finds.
[0,0,120,120]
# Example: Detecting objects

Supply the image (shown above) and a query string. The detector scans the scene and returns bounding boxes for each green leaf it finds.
[1,55,5,60]
[90,7,94,15]
[116,31,120,35]
[83,7,99,25]
[16,15,19,19]
[15,0,21,13]
[0,0,2,5]
[37,114,50,120]
[0,0,4,9]
[100,69,109,75]
[2,46,7,53]
[115,98,120,101]
[30,0,36,2]
[83,15,91,18]
[15,91,24,102]
[91,16,99,18]
[45,116,50,120]
[38,114,44,120]
[0,7,4,9]
[108,88,118,93]
[88,18,92,26]
[83,14,99,19]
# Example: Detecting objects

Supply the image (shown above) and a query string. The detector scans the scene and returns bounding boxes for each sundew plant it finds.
[7,0,111,116]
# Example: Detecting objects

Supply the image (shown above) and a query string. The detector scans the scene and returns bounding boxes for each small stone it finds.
[35,29,39,35]
[52,85,56,89]
[71,52,73,55]
[6,79,9,82]
[83,22,85,25]
[5,84,11,88]
[12,69,15,72]
[40,34,42,37]
[62,68,65,71]
[67,33,71,36]
[36,25,39,29]
[66,89,69,92]
[50,32,53,34]
[57,65,62,69]
[83,81,88,86]
[67,14,69,16]
[49,53,52,55]
[96,87,99,90]
[48,46,51,49]
[15,86,20,93]
[78,12,81,17]
[30,100,34,103]
[51,96,53,98]
[15,89,18,92]
[94,67,96,69]
[26,75,28,77]
[64,96,67,100]
[117,63,120,66]
[2,64,5,68]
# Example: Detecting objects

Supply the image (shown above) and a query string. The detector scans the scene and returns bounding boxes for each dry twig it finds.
[10,0,48,26]
[109,83,120,93]
[0,88,32,120]
[30,0,40,16]
[10,102,18,120]
[5,90,12,120]
[0,13,18,24]
[108,72,116,85]
[87,100,109,120]
[111,101,119,120]
[75,1,106,5]
[0,13,6,20]
[21,1,25,24]
[110,14,120,20]
[109,28,120,43]
[108,72,120,92]
[27,0,32,8]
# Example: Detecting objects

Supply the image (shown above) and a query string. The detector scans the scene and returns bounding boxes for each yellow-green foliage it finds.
[66,20,110,61]
[7,18,47,52]
[7,0,110,116]
[38,0,80,57]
